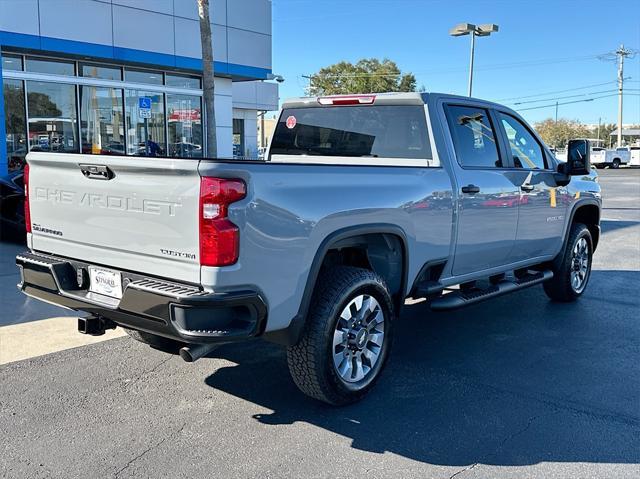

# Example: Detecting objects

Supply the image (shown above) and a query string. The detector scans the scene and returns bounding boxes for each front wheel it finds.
[612,159,621,169]
[287,266,395,405]
[543,223,593,302]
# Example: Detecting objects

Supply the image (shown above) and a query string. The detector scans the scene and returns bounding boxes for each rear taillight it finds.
[199,177,246,267]
[24,163,32,234]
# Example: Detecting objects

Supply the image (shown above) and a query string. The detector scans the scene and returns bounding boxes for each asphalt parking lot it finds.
[1,169,639,478]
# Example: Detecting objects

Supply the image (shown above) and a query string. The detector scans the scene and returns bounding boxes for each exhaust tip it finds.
[179,347,196,363]
[179,343,219,363]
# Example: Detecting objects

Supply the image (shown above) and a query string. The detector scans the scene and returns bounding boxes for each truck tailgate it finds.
[27,152,201,284]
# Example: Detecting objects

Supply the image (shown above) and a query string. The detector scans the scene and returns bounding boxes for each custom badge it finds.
[286,115,297,129]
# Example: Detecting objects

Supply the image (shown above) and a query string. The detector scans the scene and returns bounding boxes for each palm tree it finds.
[198,0,217,157]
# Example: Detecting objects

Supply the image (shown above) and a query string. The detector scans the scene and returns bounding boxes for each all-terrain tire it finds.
[287,266,395,406]
[543,223,593,302]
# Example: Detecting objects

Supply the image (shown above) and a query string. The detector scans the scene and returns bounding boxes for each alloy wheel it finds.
[332,294,385,383]
[571,237,590,293]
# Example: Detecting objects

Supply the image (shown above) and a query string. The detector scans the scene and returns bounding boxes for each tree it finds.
[198,0,217,157]
[26,92,62,118]
[534,119,591,149]
[595,123,617,148]
[309,58,417,96]
[3,84,26,133]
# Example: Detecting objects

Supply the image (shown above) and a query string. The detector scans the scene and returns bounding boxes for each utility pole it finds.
[301,74,313,96]
[555,101,559,124]
[615,44,632,148]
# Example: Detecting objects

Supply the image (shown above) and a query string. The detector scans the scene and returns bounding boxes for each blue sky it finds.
[271,0,640,126]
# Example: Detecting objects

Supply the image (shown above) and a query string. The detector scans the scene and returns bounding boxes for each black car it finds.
[0,170,26,242]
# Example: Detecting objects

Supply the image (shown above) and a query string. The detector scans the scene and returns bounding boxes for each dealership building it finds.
[0,0,278,175]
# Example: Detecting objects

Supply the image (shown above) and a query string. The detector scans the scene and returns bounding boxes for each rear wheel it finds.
[612,159,621,169]
[287,266,395,405]
[543,223,593,302]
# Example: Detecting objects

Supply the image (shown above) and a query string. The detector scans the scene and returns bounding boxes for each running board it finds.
[430,270,553,311]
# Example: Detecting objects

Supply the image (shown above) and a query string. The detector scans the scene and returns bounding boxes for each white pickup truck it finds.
[591,147,631,169]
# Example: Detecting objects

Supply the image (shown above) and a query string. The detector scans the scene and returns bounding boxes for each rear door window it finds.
[444,105,502,168]
[269,105,431,160]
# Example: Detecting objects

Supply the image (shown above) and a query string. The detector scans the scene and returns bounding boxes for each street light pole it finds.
[468,31,476,97]
[450,23,499,98]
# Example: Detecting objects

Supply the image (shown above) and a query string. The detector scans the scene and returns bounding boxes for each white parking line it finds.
[0,316,126,365]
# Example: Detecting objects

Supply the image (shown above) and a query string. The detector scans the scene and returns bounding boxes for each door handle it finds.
[461,184,480,194]
[520,184,535,192]
[79,164,114,180]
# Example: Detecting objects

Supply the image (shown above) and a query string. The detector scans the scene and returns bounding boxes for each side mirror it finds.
[565,139,591,176]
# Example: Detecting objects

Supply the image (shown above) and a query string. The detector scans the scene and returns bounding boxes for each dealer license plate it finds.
[88,266,123,299]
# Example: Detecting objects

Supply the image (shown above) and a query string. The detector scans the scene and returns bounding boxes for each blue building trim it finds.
[0,51,8,175]
[0,30,271,81]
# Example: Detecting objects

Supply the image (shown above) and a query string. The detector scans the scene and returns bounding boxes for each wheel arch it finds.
[571,201,601,251]
[552,200,601,270]
[264,224,409,346]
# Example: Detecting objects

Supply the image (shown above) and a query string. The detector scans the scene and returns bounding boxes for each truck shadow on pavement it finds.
[600,219,640,234]
[204,270,640,467]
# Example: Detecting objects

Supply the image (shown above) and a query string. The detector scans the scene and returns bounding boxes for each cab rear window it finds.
[269,105,431,160]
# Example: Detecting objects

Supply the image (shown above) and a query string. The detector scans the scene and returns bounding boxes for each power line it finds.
[516,93,639,112]
[512,89,619,105]
[511,88,640,106]
[497,79,627,101]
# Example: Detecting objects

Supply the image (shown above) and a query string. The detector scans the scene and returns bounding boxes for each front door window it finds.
[499,113,547,169]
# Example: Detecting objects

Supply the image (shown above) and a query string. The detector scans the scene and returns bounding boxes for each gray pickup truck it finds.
[16,92,601,405]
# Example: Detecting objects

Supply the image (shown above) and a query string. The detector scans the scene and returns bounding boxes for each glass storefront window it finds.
[166,74,201,90]
[2,54,222,163]
[80,86,125,155]
[26,57,75,76]
[125,90,166,156]
[26,81,78,154]
[233,118,245,158]
[167,94,202,157]
[81,63,122,81]
[125,69,163,85]
[2,54,23,72]
[3,79,27,171]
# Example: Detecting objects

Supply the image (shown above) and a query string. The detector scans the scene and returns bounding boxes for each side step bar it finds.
[430,270,553,311]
